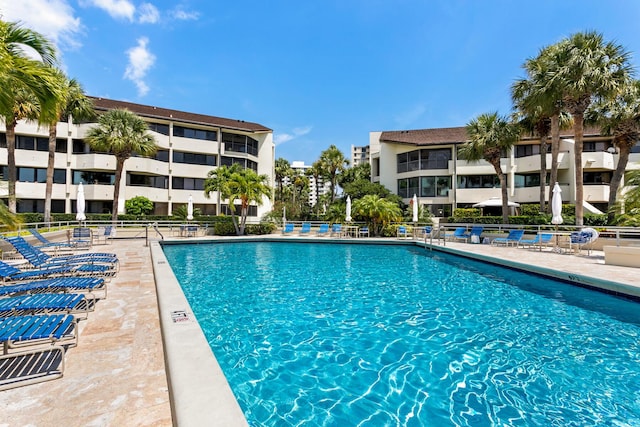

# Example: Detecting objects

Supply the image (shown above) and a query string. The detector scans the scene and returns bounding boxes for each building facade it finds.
[351,144,370,167]
[370,127,640,217]
[0,97,275,218]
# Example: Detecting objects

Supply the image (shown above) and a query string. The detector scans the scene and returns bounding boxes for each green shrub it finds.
[125,196,154,217]
[453,208,481,218]
[245,222,277,235]
[213,221,237,235]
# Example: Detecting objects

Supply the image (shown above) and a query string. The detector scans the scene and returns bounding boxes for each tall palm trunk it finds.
[112,157,126,222]
[549,114,560,214]
[539,135,547,212]
[6,118,18,213]
[491,160,509,224]
[608,145,631,223]
[44,123,56,224]
[572,112,585,226]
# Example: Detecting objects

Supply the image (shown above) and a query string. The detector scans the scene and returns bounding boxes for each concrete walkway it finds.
[0,239,172,427]
[0,236,637,426]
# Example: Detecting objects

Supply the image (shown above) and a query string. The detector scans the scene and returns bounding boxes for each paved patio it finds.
[0,235,637,426]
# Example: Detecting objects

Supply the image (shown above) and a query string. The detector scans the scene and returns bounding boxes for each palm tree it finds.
[85,109,158,221]
[549,31,633,225]
[512,45,574,214]
[0,20,60,114]
[204,164,272,235]
[318,145,349,203]
[43,74,95,223]
[0,21,63,213]
[274,157,292,200]
[589,79,640,222]
[352,194,402,236]
[611,169,640,226]
[459,112,521,224]
[0,87,42,213]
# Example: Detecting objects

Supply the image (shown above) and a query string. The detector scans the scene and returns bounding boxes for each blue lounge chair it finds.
[397,226,409,239]
[461,226,484,243]
[520,233,553,249]
[0,314,78,390]
[282,223,294,234]
[0,293,92,320]
[4,237,118,276]
[0,277,106,299]
[70,227,92,248]
[299,223,311,235]
[28,229,74,251]
[358,226,369,238]
[0,260,79,283]
[316,223,329,236]
[445,227,467,241]
[330,224,343,237]
[491,229,525,246]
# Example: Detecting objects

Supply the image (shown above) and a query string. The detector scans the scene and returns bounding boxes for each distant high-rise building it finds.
[282,161,330,207]
[351,144,370,167]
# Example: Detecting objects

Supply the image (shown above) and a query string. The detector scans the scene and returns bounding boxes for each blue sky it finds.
[2,1,640,165]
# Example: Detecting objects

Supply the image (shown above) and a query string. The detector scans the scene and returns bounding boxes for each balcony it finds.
[127,157,169,175]
[583,184,610,203]
[72,154,114,171]
[583,152,615,170]
[514,151,571,173]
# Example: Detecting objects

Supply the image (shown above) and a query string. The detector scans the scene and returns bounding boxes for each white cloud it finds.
[274,126,312,146]
[85,0,135,21]
[124,37,155,97]
[0,0,83,50]
[170,7,200,21]
[138,3,159,24]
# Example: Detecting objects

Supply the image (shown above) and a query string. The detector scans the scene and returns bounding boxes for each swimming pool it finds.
[162,241,640,426]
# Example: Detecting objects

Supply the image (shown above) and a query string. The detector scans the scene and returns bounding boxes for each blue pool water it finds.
[163,242,640,426]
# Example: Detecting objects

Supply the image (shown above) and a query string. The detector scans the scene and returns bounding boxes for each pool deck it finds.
[0,235,637,426]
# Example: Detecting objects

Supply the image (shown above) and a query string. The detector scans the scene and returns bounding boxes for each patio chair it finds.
[299,223,311,235]
[491,229,525,246]
[358,226,370,238]
[570,228,599,255]
[93,226,115,245]
[70,227,92,249]
[330,224,343,238]
[519,233,553,249]
[397,226,409,239]
[316,223,329,236]
[0,293,92,320]
[0,276,107,300]
[445,227,467,242]
[282,223,295,234]
[28,229,75,252]
[416,226,433,240]
[461,226,484,243]
[0,314,78,390]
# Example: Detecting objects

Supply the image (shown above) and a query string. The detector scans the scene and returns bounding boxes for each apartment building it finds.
[282,161,330,207]
[351,144,370,167]
[0,97,275,218]
[369,126,640,217]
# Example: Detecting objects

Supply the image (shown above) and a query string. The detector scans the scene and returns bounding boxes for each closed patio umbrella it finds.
[551,182,563,252]
[412,194,418,223]
[76,182,86,222]
[187,195,194,221]
[345,196,352,222]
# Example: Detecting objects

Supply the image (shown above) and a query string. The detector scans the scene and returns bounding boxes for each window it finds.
[127,173,168,189]
[72,170,115,185]
[17,199,65,213]
[399,176,450,198]
[14,166,66,184]
[457,175,499,189]
[420,149,451,169]
[514,144,542,158]
[155,150,169,162]
[583,141,607,152]
[584,171,611,185]
[222,132,258,156]
[513,173,542,188]
[148,123,170,136]
[56,139,67,153]
[220,156,256,171]
[631,141,640,154]
[16,135,35,150]
[172,151,216,166]
[174,125,217,141]
[172,177,205,191]
[221,204,257,217]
